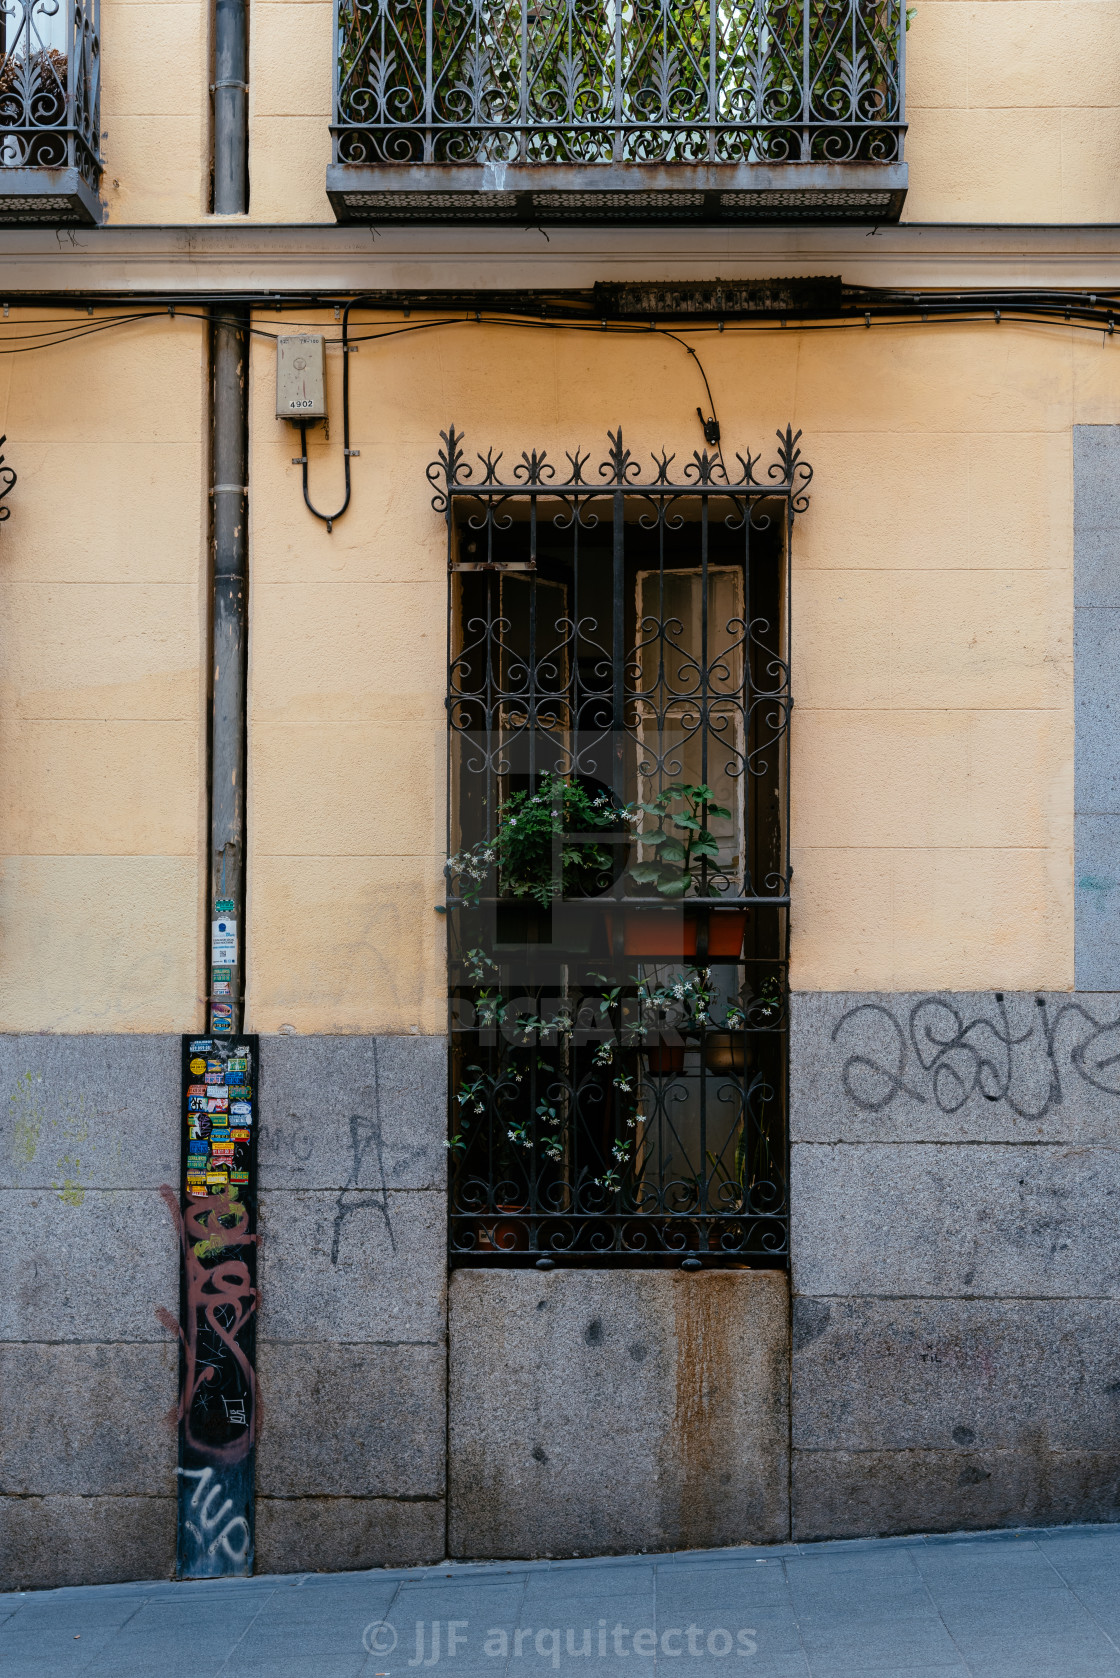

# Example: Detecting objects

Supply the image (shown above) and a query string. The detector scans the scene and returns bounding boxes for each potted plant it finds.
[610,783,748,958]
[704,996,751,1074]
[446,772,627,947]
[639,968,714,1077]
[704,978,782,1072]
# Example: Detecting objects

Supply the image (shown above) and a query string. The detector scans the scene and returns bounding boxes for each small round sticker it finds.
[189,1057,206,1074]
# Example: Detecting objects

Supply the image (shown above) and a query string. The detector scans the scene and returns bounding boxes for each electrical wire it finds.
[0,291,1116,529]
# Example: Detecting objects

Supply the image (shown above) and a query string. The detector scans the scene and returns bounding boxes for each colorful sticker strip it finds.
[176,1033,259,1580]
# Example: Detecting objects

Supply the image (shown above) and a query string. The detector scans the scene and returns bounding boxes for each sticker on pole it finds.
[212,917,238,965]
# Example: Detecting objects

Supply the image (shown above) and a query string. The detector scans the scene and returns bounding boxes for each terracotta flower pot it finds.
[604,907,748,959]
[645,1043,686,1076]
[490,1203,529,1252]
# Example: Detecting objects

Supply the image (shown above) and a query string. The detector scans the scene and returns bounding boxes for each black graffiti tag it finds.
[832,995,1120,1121]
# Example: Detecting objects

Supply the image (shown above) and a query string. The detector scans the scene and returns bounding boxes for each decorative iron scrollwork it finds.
[430,423,814,512]
[0,435,17,522]
[334,0,904,170]
[438,423,808,1265]
[0,0,101,188]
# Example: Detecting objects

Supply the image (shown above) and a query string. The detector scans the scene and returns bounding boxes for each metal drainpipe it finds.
[209,0,249,1031]
[209,314,249,1032]
[213,0,248,216]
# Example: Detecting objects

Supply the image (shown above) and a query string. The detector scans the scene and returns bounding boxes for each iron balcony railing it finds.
[333,0,904,169]
[0,0,102,222]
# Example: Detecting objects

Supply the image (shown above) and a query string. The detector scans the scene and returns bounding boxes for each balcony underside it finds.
[326,160,907,226]
[0,168,102,225]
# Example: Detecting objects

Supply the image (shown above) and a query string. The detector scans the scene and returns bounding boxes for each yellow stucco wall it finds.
[95,0,1120,226]
[0,315,209,1031]
[0,305,1106,1029]
[241,310,1090,1032]
[906,0,1120,222]
[101,0,210,222]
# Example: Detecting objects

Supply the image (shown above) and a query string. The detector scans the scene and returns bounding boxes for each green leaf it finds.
[705,803,731,820]
[658,877,688,898]
[628,863,663,884]
[659,839,687,863]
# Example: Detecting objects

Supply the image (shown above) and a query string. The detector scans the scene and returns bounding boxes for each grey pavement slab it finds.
[4,1524,1120,1677]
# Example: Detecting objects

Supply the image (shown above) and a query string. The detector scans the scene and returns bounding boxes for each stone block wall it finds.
[448,1268,790,1560]
[1075,425,1120,989]
[0,1032,449,1588]
[789,990,1120,1539]
[254,1034,447,1571]
[0,1036,180,1588]
[10,1003,1120,1585]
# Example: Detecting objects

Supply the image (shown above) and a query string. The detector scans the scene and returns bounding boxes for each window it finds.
[435,425,811,1266]
[0,0,102,222]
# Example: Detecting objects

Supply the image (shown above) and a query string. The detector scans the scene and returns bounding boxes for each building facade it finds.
[2,0,1120,1590]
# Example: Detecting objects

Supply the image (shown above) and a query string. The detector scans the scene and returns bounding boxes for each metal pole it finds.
[213,0,248,214]
[209,308,249,1033]
[208,0,249,1028]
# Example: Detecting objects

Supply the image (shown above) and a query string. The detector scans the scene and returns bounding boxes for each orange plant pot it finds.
[645,1043,686,1076]
[605,907,748,959]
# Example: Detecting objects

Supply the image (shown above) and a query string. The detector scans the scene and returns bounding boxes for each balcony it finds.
[328,0,906,225]
[0,0,102,224]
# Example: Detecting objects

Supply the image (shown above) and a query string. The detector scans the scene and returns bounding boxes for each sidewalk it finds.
[4,1523,1120,1678]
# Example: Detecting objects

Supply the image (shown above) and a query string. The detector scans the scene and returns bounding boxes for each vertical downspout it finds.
[209,316,249,1031]
[209,0,249,1029]
[175,0,253,1585]
[173,0,255,1590]
[213,0,248,216]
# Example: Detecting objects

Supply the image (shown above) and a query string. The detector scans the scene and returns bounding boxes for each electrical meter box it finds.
[276,334,327,421]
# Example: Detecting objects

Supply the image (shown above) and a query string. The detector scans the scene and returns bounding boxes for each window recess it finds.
[435,426,811,1268]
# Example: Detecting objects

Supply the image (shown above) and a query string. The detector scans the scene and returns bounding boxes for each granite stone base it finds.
[255,1496,445,1573]
[0,1032,449,1589]
[448,1268,790,1559]
[0,1497,176,1590]
[789,989,1120,1541]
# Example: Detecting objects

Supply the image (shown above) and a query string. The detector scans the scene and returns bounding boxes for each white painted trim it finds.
[3,221,1120,293]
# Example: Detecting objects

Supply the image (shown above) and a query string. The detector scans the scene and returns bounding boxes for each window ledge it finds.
[326,161,908,227]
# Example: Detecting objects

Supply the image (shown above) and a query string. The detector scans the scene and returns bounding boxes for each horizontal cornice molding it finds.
[1,221,1120,295]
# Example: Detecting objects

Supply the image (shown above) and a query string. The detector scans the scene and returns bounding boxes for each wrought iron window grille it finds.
[436,425,810,1268]
[330,0,906,224]
[0,0,102,222]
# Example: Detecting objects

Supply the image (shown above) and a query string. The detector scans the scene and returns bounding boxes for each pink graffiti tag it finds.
[158,1184,259,1464]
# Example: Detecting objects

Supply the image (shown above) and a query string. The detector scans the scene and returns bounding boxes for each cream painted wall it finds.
[904,0,1120,222]
[100,0,210,222]
[89,0,1120,225]
[246,311,1086,1029]
[0,315,209,1030]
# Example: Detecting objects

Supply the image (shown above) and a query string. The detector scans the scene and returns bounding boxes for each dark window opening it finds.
[436,428,810,1268]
